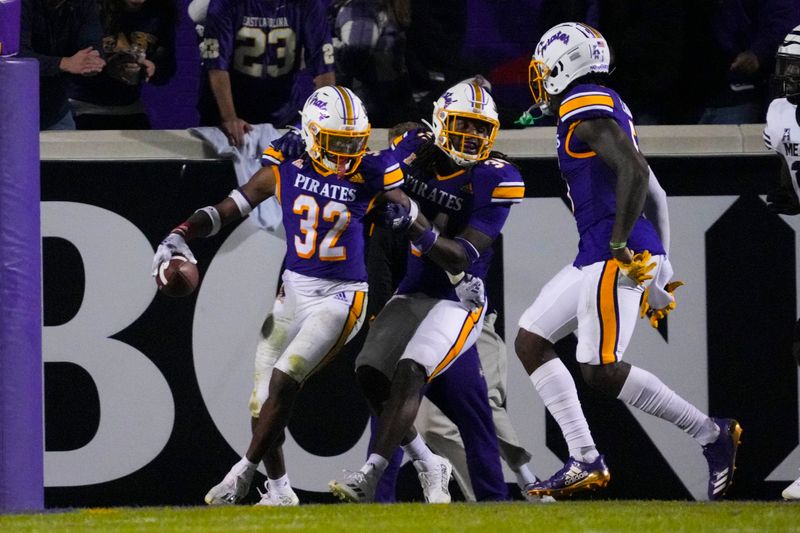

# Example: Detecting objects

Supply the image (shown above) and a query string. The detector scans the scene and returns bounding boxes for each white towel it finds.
[189,124,284,236]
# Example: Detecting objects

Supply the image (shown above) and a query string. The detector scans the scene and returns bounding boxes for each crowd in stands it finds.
[17,0,800,132]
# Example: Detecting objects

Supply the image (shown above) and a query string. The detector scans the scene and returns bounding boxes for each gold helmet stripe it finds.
[335,85,355,126]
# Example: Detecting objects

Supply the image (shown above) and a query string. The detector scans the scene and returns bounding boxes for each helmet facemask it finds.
[307,122,371,175]
[528,58,552,115]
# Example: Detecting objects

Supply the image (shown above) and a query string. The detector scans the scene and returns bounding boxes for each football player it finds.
[197,0,335,146]
[762,24,800,500]
[153,86,406,506]
[518,23,742,501]
[329,81,526,503]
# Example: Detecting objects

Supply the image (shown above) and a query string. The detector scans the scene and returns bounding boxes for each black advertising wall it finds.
[41,153,797,506]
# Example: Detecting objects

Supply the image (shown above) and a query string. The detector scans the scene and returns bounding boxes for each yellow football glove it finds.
[615,250,656,284]
[640,281,685,328]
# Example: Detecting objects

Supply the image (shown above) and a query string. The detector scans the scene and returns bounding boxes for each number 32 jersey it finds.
[763,97,800,199]
[273,154,403,282]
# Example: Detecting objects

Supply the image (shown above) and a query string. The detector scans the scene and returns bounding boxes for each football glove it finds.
[151,233,197,275]
[375,198,419,232]
[449,272,486,311]
[269,125,305,161]
[640,281,685,328]
[766,186,800,215]
[615,250,656,285]
[407,128,439,176]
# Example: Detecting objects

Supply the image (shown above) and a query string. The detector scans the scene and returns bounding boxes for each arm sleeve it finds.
[644,167,670,255]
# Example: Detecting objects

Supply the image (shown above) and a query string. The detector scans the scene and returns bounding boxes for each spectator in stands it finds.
[695,0,799,125]
[195,0,335,147]
[329,0,416,127]
[70,0,177,130]
[19,0,106,130]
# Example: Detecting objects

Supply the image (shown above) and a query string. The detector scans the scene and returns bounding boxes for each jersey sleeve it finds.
[200,0,234,70]
[467,158,524,239]
[359,151,404,196]
[763,100,782,153]
[558,88,617,127]
[301,0,335,77]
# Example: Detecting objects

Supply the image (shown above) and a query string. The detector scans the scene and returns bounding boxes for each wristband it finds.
[195,206,222,236]
[228,188,254,216]
[609,240,627,250]
[412,227,438,254]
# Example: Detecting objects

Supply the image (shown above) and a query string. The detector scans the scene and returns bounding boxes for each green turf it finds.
[1,502,798,533]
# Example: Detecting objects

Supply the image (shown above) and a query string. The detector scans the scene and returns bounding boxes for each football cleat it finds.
[702,417,743,500]
[255,481,300,507]
[204,460,255,505]
[782,470,800,500]
[329,465,380,503]
[414,455,453,504]
[526,455,610,498]
[522,479,557,503]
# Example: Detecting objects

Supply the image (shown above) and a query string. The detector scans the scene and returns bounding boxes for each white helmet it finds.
[775,25,800,104]
[300,85,371,174]
[431,81,500,166]
[528,22,610,114]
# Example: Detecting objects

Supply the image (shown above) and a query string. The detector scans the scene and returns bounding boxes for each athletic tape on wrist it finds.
[413,227,438,254]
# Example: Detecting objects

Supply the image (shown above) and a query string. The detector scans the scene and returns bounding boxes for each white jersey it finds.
[763,97,800,199]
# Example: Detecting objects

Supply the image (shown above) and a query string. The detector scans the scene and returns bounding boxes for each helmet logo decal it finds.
[309,94,328,110]
[539,31,570,54]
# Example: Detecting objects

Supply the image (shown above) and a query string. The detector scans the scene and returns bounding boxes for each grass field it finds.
[1,501,798,532]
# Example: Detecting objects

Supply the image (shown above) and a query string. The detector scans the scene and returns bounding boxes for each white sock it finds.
[617,366,719,445]
[236,456,258,473]
[362,453,389,475]
[531,358,598,462]
[513,463,536,488]
[267,473,291,492]
[402,433,434,462]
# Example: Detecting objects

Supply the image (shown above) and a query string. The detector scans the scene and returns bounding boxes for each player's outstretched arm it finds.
[151,166,277,274]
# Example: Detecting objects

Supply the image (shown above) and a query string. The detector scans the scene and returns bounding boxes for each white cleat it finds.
[329,465,380,503]
[204,461,255,505]
[255,481,300,506]
[783,471,800,500]
[414,455,453,504]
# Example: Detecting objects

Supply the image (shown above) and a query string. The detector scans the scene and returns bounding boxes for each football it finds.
[155,255,199,297]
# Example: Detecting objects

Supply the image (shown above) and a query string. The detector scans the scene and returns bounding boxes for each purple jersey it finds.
[556,84,665,267]
[275,152,403,281]
[200,0,334,123]
[391,130,524,300]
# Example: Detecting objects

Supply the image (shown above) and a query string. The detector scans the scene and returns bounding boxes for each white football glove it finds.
[449,272,485,311]
[151,233,197,275]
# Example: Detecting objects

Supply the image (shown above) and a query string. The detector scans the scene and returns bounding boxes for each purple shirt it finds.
[276,152,403,282]
[201,0,334,122]
[556,83,664,267]
[391,130,524,300]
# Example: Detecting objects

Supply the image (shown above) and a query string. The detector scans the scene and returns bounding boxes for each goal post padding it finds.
[0,56,44,512]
